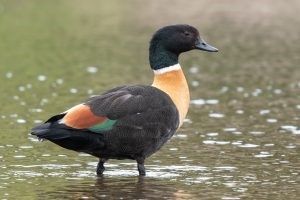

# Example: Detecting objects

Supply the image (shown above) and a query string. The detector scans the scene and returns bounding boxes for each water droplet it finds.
[34,119,43,123]
[30,108,43,113]
[16,119,26,124]
[19,146,33,149]
[10,114,18,118]
[236,110,244,114]
[252,88,262,96]
[232,141,243,145]
[264,144,274,147]
[220,86,229,93]
[174,134,187,138]
[190,99,205,105]
[86,66,98,74]
[238,143,259,148]
[189,66,199,74]
[206,99,219,104]
[37,75,47,81]
[87,89,93,95]
[273,89,282,94]
[5,72,13,79]
[249,131,264,135]
[236,87,244,92]
[259,109,270,115]
[56,78,64,84]
[232,131,242,135]
[190,99,219,105]
[40,98,49,106]
[267,118,277,123]
[215,141,230,145]
[281,125,297,131]
[206,132,219,136]
[255,151,273,158]
[222,196,240,200]
[209,113,224,118]
[223,128,237,132]
[203,140,216,144]
[14,155,26,158]
[70,88,78,94]
[191,80,199,87]
[183,118,192,124]
[18,86,26,92]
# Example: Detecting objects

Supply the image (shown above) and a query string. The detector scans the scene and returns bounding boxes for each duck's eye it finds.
[184,32,191,37]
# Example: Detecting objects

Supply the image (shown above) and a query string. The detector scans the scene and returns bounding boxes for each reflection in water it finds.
[39,176,193,200]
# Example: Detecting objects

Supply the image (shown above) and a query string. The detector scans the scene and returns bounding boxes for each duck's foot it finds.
[137,158,146,176]
[96,158,107,176]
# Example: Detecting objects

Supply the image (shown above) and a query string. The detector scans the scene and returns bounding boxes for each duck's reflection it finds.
[40,176,194,199]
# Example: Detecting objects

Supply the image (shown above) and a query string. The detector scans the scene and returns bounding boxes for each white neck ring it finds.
[153,63,181,75]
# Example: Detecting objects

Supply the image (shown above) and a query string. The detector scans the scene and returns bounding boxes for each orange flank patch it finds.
[63,104,107,129]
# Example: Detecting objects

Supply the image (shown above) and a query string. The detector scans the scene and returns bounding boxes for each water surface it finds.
[0,0,299,199]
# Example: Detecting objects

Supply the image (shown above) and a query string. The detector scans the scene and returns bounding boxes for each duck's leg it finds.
[96,158,107,175]
[136,158,146,176]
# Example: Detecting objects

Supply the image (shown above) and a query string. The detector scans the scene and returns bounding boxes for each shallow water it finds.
[1,0,300,199]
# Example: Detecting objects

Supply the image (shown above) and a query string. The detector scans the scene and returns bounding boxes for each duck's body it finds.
[31,25,218,175]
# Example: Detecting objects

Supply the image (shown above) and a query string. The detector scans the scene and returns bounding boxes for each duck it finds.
[31,24,218,176]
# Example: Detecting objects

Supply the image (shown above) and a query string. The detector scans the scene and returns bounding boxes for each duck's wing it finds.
[33,85,179,134]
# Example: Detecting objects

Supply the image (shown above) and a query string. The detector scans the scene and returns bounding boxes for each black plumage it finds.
[32,85,179,175]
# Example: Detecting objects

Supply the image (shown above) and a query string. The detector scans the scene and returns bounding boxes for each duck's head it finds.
[149,24,218,70]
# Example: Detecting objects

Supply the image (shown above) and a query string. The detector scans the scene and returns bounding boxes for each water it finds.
[1,0,300,199]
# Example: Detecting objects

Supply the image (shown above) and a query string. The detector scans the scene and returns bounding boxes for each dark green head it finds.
[149,24,218,70]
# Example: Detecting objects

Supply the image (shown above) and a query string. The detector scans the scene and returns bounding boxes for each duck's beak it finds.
[195,38,218,52]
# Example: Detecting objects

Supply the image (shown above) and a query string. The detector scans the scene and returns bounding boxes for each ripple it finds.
[238,143,259,148]
[281,125,300,134]
[206,132,218,136]
[224,128,237,132]
[203,140,230,145]
[254,152,273,158]
[267,118,277,123]
[16,119,26,124]
[213,166,237,171]
[190,99,219,105]
[222,197,240,200]
[10,163,82,169]
[249,131,265,135]
[259,109,270,115]
[19,146,33,149]
[209,113,224,118]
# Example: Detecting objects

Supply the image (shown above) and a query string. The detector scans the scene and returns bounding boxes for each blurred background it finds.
[0,0,299,199]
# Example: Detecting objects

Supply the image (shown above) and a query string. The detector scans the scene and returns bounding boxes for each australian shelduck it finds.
[31,24,218,176]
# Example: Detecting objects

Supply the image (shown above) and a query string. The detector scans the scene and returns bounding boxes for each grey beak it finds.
[195,38,218,52]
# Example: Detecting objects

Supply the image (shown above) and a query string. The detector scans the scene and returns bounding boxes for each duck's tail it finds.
[31,114,104,153]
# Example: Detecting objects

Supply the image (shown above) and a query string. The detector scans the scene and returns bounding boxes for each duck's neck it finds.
[152,64,190,128]
[149,43,178,70]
